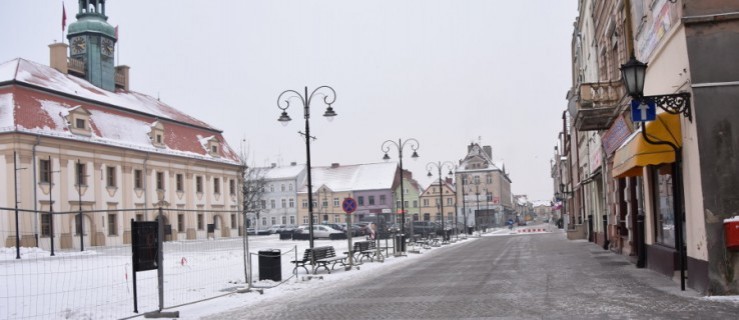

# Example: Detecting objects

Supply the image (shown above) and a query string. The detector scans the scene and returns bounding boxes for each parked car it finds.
[267,224,285,234]
[296,225,343,239]
[323,223,346,232]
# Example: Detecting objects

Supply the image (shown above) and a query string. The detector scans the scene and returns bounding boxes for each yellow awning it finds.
[612,112,682,178]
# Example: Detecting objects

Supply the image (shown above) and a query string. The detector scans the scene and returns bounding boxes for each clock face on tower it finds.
[71,37,86,54]
[101,38,114,57]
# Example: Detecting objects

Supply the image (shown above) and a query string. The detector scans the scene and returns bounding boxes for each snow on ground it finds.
[2,224,738,319]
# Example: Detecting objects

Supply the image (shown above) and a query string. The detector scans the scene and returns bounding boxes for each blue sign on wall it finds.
[631,99,656,122]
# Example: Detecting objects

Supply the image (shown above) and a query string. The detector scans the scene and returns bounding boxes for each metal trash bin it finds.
[258,249,281,281]
[394,234,406,252]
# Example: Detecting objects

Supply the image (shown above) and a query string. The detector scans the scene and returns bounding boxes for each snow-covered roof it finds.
[0,58,241,165]
[261,164,306,180]
[298,162,398,193]
[532,200,551,207]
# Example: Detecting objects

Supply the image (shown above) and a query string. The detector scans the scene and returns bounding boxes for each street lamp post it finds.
[76,159,86,252]
[276,86,337,249]
[426,161,455,243]
[381,138,420,235]
[13,151,27,259]
[621,56,691,291]
[48,155,60,257]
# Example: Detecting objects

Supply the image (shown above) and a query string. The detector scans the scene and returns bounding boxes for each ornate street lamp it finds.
[276,86,337,249]
[426,161,455,243]
[620,56,691,291]
[381,138,420,235]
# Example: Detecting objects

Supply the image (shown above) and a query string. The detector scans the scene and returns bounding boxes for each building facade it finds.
[455,143,513,229]
[1,1,243,251]
[558,0,739,294]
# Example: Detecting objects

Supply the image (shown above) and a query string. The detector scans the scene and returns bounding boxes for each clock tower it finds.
[67,0,117,91]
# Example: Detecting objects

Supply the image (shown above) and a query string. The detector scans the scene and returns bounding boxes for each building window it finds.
[413,200,418,208]
[271,217,276,225]
[196,176,203,193]
[156,134,163,144]
[213,178,220,194]
[156,172,165,190]
[281,216,286,224]
[423,213,430,221]
[281,184,286,192]
[229,179,235,195]
[303,216,308,224]
[290,216,295,225]
[270,185,274,192]
[447,198,453,205]
[197,214,204,230]
[176,174,183,192]
[108,213,117,236]
[474,176,480,184]
[358,196,364,206]
[39,159,51,183]
[333,198,339,207]
[134,169,143,189]
[262,217,267,226]
[211,145,218,154]
[106,166,116,188]
[302,199,308,208]
[76,162,86,186]
[486,192,493,202]
[75,118,86,129]
[380,195,386,205]
[423,199,429,207]
[289,198,295,208]
[270,199,276,209]
[368,196,375,205]
[334,214,340,223]
[41,213,51,236]
[178,214,185,232]
[486,175,492,184]
[136,213,143,222]
[652,164,675,248]
[322,198,328,208]
[261,200,267,209]
[75,214,84,235]
[231,214,237,229]
[289,183,293,191]
[281,199,287,208]
[396,200,401,209]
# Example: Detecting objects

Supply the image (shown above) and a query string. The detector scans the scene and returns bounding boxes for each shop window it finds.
[652,164,675,248]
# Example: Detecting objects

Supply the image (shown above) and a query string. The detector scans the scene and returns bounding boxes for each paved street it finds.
[206,230,739,319]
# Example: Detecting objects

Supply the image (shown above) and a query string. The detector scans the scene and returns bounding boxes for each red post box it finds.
[725,217,739,251]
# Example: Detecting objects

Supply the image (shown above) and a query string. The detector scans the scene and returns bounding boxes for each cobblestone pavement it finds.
[206,231,739,319]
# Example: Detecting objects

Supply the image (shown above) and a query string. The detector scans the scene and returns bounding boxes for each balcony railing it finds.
[573,81,626,131]
[67,58,85,76]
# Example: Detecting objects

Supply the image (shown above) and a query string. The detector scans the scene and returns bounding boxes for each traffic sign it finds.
[342,197,357,214]
[631,99,656,122]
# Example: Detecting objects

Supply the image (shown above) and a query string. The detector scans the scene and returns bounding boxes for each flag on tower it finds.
[62,3,67,31]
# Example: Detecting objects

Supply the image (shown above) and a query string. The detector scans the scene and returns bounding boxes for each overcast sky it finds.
[0,0,577,202]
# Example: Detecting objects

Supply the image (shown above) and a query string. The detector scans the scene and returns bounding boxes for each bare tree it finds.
[243,167,267,229]
[237,144,267,230]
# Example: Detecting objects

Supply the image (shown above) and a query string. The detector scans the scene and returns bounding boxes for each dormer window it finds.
[66,106,92,136]
[206,137,220,157]
[149,121,166,148]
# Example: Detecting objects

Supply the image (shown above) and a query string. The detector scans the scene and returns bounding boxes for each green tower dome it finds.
[68,14,115,39]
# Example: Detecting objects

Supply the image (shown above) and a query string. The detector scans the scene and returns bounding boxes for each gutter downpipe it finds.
[32,134,41,247]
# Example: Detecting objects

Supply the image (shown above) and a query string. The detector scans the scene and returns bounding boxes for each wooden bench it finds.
[291,246,347,274]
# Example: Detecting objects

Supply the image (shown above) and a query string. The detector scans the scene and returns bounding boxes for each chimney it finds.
[115,65,130,91]
[331,163,340,168]
[49,42,68,74]
[483,146,492,159]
